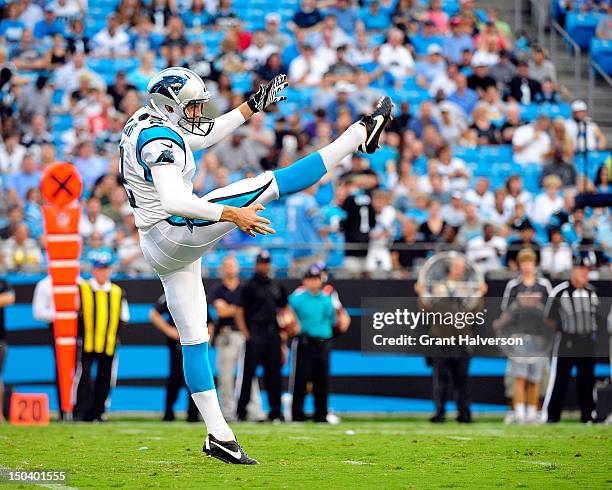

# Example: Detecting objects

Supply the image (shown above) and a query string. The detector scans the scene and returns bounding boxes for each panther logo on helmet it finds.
[149,75,188,99]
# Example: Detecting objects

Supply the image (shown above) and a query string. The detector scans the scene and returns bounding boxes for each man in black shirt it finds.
[467,61,496,95]
[392,218,427,273]
[505,219,540,271]
[0,277,15,422]
[235,251,288,421]
[543,256,601,423]
[150,295,199,422]
[506,61,542,104]
[210,255,263,421]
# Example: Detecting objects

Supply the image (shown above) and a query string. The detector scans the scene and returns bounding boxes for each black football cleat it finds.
[358,96,394,154]
[203,434,259,465]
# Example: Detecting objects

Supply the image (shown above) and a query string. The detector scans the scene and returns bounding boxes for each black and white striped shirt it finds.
[544,281,600,335]
[501,276,552,312]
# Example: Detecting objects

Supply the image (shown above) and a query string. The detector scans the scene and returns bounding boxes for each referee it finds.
[542,255,601,423]
[74,256,129,421]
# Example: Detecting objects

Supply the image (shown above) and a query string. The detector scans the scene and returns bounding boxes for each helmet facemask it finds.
[178,98,215,137]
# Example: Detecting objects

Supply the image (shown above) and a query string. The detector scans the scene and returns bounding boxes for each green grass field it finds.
[0,418,611,489]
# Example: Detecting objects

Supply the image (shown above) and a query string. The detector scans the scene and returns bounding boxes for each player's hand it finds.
[247,74,288,113]
[224,204,276,237]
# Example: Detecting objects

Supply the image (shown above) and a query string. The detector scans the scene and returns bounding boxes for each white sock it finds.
[515,403,526,421]
[191,390,235,441]
[527,405,538,420]
[318,122,366,171]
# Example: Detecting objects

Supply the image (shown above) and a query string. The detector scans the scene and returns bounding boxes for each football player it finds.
[120,67,392,464]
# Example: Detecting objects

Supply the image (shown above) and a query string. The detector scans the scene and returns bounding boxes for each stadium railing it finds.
[588,56,612,110]
[551,20,582,89]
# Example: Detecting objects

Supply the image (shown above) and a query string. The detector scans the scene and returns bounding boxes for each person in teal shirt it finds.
[288,265,336,422]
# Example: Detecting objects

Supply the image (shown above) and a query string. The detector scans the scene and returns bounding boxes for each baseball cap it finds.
[517,218,534,231]
[451,190,463,200]
[427,44,442,55]
[256,250,271,263]
[91,251,113,269]
[304,264,322,279]
[265,13,281,24]
[336,81,355,93]
[571,100,587,112]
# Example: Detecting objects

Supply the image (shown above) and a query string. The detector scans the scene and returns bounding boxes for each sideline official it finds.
[74,257,129,421]
[543,256,601,423]
[235,251,287,422]
[288,265,336,422]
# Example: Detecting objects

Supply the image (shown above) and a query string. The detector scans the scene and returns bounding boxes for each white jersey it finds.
[119,107,196,229]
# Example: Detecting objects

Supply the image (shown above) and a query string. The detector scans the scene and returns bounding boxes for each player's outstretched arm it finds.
[151,165,274,236]
[187,74,288,151]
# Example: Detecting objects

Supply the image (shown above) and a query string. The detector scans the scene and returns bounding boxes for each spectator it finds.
[506,61,542,104]
[531,175,564,226]
[594,163,612,192]
[467,59,497,94]
[499,103,523,143]
[211,128,255,171]
[418,199,446,242]
[379,28,414,79]
[73,140,109,189]
[327,45,357,83]
[457,203,482,245]
[326,81,357,121]
[366,189,396,273]
[0,133,26,174]
[257,52,285,84]
[0,205,24,240]
[49,0,83,26]
[504,175,533,211]
[392,218,428,272]
[350,70,383,115]
[437,101,467,145]
[290,0,323,31]
[565,100,607,152]
[264,13,290,50]
[596,13,612,39]
[327,0,360,34]
[540,227,573,276]
[66,17,90,54]
[436,144,470,191]
[79,196,116,244]
[528,46,557,84]
[416,44,447,89]
[443,16,474,64]
[289,44,328,87]
[19,0,44,31]
[21,114,53,158]
[440,191,466,227]
[0,2,26,44]
[512,115,551,165]
[466,222,507,273]
[408,101,439,139]
[482,187,511,227]
[541,151,578,188]
[489,49,517,86]
[411,19,444,57]
[360,1,390,32]
[117,213,152,276]
[82,231,114,274]
[448,73,479,118]
[3,223,43,272]
[54,52,104,93]
[91,13,130,58]
[477,85,506,122]
[5,153,41,202]
[287,185,326,275]
[505,218,540,270]
[539,77,561,104]
[33,6,65,39]
[429,62,458,97]
[347,29,372,66]
[470,105,500,145]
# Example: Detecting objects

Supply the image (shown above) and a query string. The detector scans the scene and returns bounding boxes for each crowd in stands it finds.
[0,0,610,277]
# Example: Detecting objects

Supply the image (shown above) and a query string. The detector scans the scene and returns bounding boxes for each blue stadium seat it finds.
[479,145,513,162]
[230,72,253,94]
[539,102,571,119]
[452,146,479,163]
[591,38,612,75]
[519,104,540,122]
[50,114,73,133]
[566,13,604,49]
